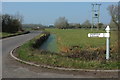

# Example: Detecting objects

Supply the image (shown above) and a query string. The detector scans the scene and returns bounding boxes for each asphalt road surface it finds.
[2,31,118,78]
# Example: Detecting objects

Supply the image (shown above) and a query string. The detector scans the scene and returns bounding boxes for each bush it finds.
[66,44,118,61]
[2,14,22,33]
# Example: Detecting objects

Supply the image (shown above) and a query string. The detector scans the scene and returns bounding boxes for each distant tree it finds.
[15,12,24,23]
[54,17,69,29]
[82,20,91,28]
[98,23,104,29]
[68,23,74,29]
[14,12,23,31]
[68,23,81,29]
[107,4,120,30]
[49,25,54,28]
[109,19,117,30]
[74,23,81,28]
[22,24,44,28]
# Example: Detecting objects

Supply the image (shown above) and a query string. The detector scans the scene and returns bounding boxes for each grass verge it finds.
[16,30,119,70]
[0,31,30,39]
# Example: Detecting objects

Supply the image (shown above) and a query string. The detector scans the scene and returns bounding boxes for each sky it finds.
[2,2,118,25]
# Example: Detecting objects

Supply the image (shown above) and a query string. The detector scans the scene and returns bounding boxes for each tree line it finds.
[2,13,23,33]
[54,4,119,30]
[54,17,104,29]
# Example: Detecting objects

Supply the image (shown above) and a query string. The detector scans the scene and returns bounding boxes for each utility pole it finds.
[91,3,101,30]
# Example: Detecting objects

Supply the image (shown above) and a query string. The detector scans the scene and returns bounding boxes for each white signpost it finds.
[88,26,110,60]
[88,33,110,38]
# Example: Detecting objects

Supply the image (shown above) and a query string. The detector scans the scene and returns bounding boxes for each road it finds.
[2,31,94,78]
[2,31,118,78]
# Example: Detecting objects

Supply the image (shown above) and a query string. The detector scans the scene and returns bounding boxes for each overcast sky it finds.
[2,2,118,25]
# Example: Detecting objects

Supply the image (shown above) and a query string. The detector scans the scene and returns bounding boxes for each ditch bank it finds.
[39,34,59,53]
[32,31,50,48]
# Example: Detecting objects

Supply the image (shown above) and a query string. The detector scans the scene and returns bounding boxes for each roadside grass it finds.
[3,32,19,37]
[16,31,119,70]
[0,32,19,37]
[0,31,29,38]
[0,32,13,37]
[0,33,2,37]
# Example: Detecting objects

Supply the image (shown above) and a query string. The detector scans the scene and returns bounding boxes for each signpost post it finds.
[88,26,110,60]
[105,26,110,60]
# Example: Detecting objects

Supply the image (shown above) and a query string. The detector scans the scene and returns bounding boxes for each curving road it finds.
[2,31,118,78]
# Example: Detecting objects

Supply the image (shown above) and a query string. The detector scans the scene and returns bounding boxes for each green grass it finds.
[0,32,13,37]
[23,27,32,31]
[45,29,118,52]
[2,32,15,37]
[16,31,119,70]
[0,33,2,37]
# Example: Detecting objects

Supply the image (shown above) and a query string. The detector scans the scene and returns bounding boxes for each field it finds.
[46,29,118,52]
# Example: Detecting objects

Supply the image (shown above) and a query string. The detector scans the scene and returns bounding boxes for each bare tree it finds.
[82,20,91,28]
[54,17,69,29]
[14,12,24,31]
[107,4,120,30]
[15,12,24,23]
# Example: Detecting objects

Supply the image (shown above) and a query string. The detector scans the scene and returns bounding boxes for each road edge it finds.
[10,46,120,72]
[0,31,30,39]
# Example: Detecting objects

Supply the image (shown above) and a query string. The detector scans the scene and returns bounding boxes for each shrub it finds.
[67,44,118,61]
[2,14,22,33]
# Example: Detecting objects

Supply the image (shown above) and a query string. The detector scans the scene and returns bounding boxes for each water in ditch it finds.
[39,34,59,53]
